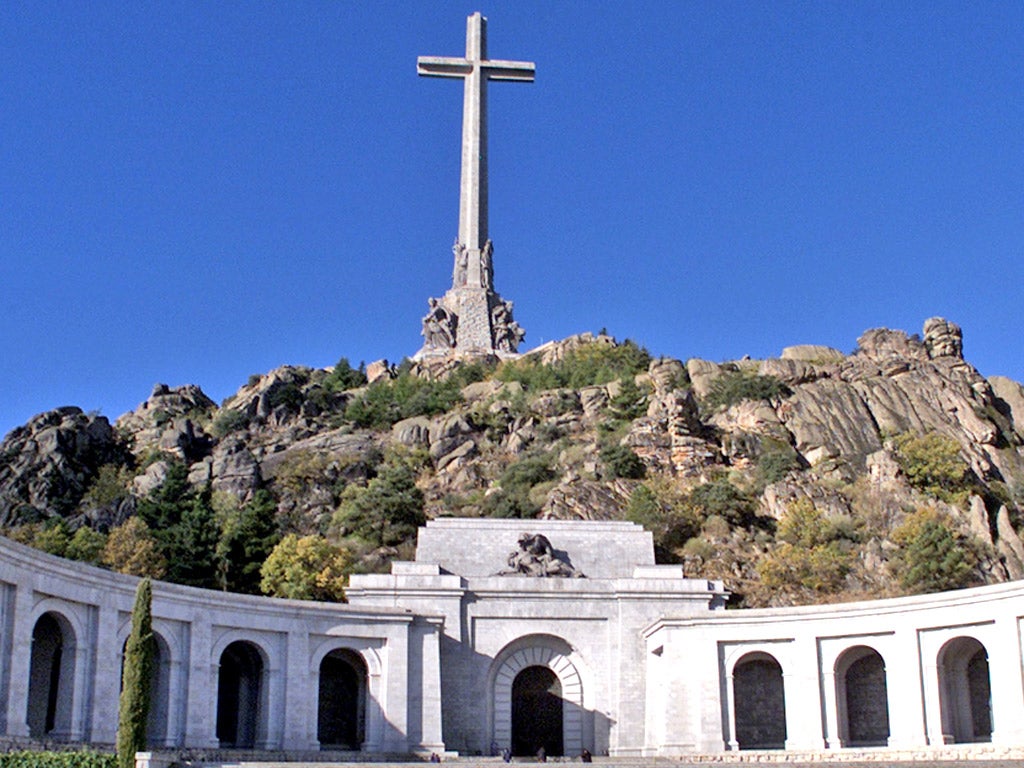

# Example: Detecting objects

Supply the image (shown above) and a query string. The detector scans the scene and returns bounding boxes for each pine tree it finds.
[117,578,154,768]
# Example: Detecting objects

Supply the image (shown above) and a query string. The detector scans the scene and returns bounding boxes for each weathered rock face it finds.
[116,383,216,463]
[3,317,1024,607]
[0,407,128,524]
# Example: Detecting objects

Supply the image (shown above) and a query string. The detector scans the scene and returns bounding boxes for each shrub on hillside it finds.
[891,432,971,503]
[211,408,249,437]
[600,444,646,479]
[701,371,790,414]
[483,452,557,519]
[344,371,464,429]
[757,499,852,594]
[497,339,651,391]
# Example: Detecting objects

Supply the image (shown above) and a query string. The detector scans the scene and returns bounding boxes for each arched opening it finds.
[147,633,172,745]
[317,648,367,749]
[490,636,585,758]
[733,652,786,749]
[938,636,992,743]
[512,666,563,757]
[216,641,264,748]
[27,613,75,739]
[836,646,889,747]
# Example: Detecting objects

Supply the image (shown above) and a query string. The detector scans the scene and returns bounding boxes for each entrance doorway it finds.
[938,636,992,743]
[216,641,264,748]
[317,649,367,749]
[511,665,563,757]
[28,613,73,739]
[733,653,786,749]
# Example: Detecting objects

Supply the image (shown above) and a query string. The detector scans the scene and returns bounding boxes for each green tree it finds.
[136,464,219,587]
[216,490,281,594]
[167,491,220,588]
[65,526,107,564]
[625,483,694,558]
[323,357,368,391]
[600,444,646,479]
[688,478,753,527]
[482,452,557,519]
[890,507,979,593]
[116,578,153,768]
[333,462,426,549]
[260,534,349,601]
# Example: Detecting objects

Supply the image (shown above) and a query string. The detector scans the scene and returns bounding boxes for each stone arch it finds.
[27,611,76,739]
[835,645,889,747]
[145,632,172,745]
[317,648,367,749]
[490,635,585,757]
[732,651,786,749]
[215,640,267,748]
[938,635,991,743]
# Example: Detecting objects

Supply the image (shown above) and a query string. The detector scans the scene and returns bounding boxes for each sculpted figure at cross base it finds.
[422,297,457,350]
[500,533,585,578]
[491,300,525,353]
[452,240,468,287]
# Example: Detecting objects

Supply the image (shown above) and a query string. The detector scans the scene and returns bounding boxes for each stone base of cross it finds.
[416,241,525,360]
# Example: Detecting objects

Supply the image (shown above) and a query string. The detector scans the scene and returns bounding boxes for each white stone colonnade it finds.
[644,582,1024,755]
[0,537,444,754]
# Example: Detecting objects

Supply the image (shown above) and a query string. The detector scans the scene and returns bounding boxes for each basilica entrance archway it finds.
[27,612,75,739]
[216,640,265,748]
[511,666,563,756]
[938,636,991,743]
[491,636,585,757]
[317,648,367,749]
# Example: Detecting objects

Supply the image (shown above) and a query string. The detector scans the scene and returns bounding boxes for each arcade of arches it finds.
[3,522,1024,757]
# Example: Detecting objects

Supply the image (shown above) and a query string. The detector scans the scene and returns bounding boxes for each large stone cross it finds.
[415,13,531,358]
[418,12,534,287]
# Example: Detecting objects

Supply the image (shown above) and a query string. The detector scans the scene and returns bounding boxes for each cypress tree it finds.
[117,577,154,768]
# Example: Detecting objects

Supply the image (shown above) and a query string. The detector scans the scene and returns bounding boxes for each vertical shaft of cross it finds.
[460,13,487,260]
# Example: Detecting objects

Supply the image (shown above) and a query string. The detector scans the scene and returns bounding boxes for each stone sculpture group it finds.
[500,532,585,578]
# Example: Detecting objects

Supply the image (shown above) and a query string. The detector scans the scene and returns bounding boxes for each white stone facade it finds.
[0,518,1022,758]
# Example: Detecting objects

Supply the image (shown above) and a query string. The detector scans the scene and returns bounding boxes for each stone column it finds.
[884,628,928,747]
[989,614,1024,745]
[0,581,30,737]
[414,617,446,752]
[183,617,218,748]
[782,636,827,750]
[89,603,122,744]
[821,668,842,749]
[281,629,314,750]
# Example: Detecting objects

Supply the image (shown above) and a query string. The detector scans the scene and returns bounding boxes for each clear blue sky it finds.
[1,1,1022,439]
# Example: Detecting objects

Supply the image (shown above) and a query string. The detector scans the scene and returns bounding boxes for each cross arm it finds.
[483,59,535,82]
[417,56,472,78]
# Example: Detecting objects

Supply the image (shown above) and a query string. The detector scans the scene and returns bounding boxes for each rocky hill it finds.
[3,317,1024,607]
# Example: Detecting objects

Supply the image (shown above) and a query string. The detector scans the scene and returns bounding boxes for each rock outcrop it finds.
[0,407,128,523]
[2,317,1023,607]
